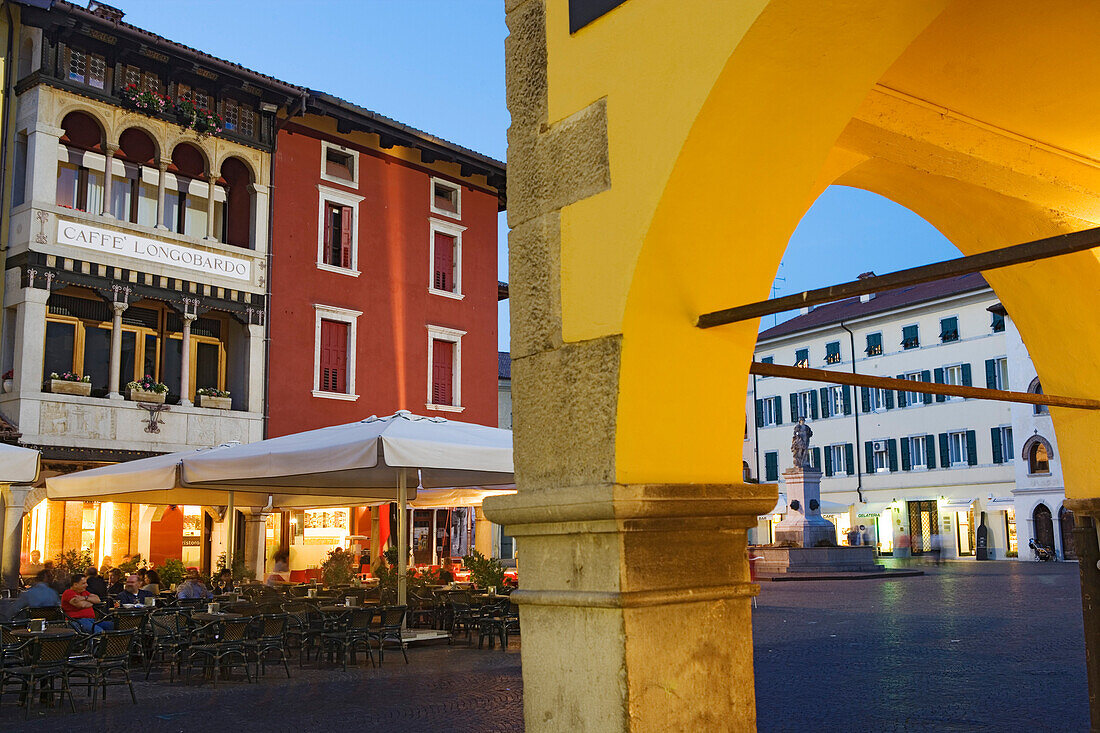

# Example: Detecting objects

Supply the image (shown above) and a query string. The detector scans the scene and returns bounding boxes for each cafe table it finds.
[190,611,243,623]
[10,628,77,639]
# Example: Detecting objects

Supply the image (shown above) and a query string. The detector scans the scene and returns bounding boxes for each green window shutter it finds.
[985,359,996,389]
[755,399,764,428]
[925,434,936,469]
[961,363,972,387]
[887,439,898,472]
[900,438,911,471]
[824,447,833,477]
[864,441,874,473]
[939,433,950,467]
[966,430,978,466]
[860,386,870,413]
[811,447,820,471]
[775,395,783,425]
[921,370,933,404]
[991,427,1003,464]
[789,393,798,422]
[934,368,946,403]
[884,390,895,409]
[844,443,855,476]
[819,387,830,418]
[810,391,819,419]
[842,385,852,415]
[896,389,908,408]
[765,452,778,482]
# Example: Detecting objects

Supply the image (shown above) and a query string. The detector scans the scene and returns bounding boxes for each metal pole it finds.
[397,469,408,607]
[226,491,235,569]
[1072,523,1100,732]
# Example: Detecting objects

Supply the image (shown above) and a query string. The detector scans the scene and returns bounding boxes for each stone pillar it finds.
[246,323,265,413]
[25,122,63,206]
[242,512,268,578]
[774,467,835,548]
[369,508,380,568]
[205,172,219,240]
[107,301,127,400]
[473,506,494,558]
[11,285,49,395]
[0,484,32,590]
[155,161,169,230]
[179,312,196,406]
[101,143,119,218]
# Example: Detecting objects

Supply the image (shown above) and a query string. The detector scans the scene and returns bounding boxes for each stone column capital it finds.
[104,143,120,156]
[157,160,169,172]
[111,301,128,316]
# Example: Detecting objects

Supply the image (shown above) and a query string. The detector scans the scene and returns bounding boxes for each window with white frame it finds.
[828,445,847,475]
[991,357,1009,390]
[948,431,967,465]
[795,390,813,420]
[312,305,361,400]
[943,364,964,400]
[761,396,779,426]
[827,385,844,416]
[316,185,363,275]
[426,325,466,412]
[905,371,923,405]
[430,177,462,219]
[320,141,359,188]
[906,435,928,469]
[867,387,888,412]
[428,218,465,298]
[872,443,889,473]
[994,426,1013,464]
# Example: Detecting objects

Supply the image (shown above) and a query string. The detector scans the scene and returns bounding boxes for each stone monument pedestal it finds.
[773,467,835,548]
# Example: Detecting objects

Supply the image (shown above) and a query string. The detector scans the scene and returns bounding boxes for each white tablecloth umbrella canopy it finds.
[179,411,514,604]
[0,442,40,485]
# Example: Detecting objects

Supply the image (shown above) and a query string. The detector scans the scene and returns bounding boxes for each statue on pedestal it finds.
[791,417,813,469]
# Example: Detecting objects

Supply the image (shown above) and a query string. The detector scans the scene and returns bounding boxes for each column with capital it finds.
[0,485,33,590]
[107,298,129,400]
[25,122,64,206]
[205,170,219,240]
[10,284,49,395]
[101,143,119,217]
[155,160,169,230]
[179,309,197,406]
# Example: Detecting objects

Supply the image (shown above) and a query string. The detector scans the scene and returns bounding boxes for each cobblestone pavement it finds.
[0,562,1087,732]
[754,559,1088,732]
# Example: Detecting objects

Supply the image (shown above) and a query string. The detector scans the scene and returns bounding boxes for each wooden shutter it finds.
[824,447,833,477]
[764,452,778,482]
[754,399,764,428]
[887,439,898,472]
[319,320,347,393]
[842,385,851,415]
[991,427,1003,464]
[895,374,907,408]
[789,393,798,422]
[844,443,855,476]
[774,396,783,425]
[925,434,936,469]
[434,233,453,291]
[432,339,454,405]
[921,370,933,404]
[860,386,870,413]
[939,433,950,467]
[934,367,946,403]
[340,206,352,269]
[864,442,874,473]
[965,430,978,466]
[901,438,911,471]
[323,205,334,264]
[819,387,830,419]
[961,363,972,387]
[884,389,894,409]
[809,391,819,419]
[985,358,996,389]
[811,447,820,471]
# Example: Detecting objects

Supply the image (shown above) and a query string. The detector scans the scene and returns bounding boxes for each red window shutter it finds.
[432,340,454,405]
[340,206,352,269]
[323,204,334,264]
[433,233,453,291]
[320,320,348,393]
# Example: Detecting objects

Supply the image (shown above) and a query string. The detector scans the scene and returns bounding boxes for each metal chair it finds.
[28,606,64,622]
[281,602,321,666]
[184,617,252,686]
[369,606,409,665]
[0,633,79,719]
[68,629,138,710]
[245,614,292,679]
[145,610,190,681]
[477,600,510,650]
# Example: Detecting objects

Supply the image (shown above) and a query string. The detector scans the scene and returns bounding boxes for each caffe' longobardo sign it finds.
[57,220,252,282]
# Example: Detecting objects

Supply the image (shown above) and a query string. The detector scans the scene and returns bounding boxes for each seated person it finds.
[61,574,113,633]
[116,574,154,606]
[212,568,235,594]
[19,549,45,579]
[176,571,212,600]
[106,568,125,596]
[439,559,456,585]
[141,569,161,595]
[1,569,60,621]
[85,566,108,599]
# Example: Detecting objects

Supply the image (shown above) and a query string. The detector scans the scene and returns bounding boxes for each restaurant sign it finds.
[57,220,251,282]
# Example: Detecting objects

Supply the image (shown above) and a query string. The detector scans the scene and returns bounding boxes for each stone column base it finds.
[483,482,775,732]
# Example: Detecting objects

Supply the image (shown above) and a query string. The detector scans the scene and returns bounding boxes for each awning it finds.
[984,497,1015,510]
[0,442,40,484]
[855,502,894,518]
[760,493,787,518]
[818,500,851,515]
[940,498,976,510]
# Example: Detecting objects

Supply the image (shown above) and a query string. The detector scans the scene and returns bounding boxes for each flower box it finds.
[48,379,92,397]
[198,394,232,410]
[128,387,166,404]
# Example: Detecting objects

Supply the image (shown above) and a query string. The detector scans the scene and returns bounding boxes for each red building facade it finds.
[268,98,506,438]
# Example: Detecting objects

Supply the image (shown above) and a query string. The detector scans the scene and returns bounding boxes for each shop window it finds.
[313,305,360,400]
[431,177,461,218]
[66,47,106,90]
[865,332,883,356]
[1005,508,1018,555]
[427,325,465,411]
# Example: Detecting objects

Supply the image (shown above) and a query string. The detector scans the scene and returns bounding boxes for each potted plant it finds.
[463,549,506,590]
[2,370,11,393]
[120,83,169,114]
[46,371,92,397]
[172,97,224,137]
[320,547,356,587]
[196,386,231,409]
[126,374,168,404]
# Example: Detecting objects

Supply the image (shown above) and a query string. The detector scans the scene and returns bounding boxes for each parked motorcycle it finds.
[1029,537,1057,561]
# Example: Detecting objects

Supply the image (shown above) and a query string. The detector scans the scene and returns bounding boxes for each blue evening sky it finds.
[122,1,958,348]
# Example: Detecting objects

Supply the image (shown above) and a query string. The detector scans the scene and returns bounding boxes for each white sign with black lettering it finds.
[56,220,251,282]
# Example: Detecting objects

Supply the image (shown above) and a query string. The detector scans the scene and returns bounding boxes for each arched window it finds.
[111,128,159,226]
[1028,441,1051,475]
[1028,377,1048,415]
[165,143,212,237]
[220,157,253,248]
[56,111,105,212]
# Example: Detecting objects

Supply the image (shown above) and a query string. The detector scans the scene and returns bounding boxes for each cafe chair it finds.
[184,617,252,687]
[477,600,510,650]
[245,613,292,679]
[28,606,64,623]
[145,610,190,681]
[68,629,138,710]
[0,633,79,719]
[280,602,321,666]
[369,606,409,665]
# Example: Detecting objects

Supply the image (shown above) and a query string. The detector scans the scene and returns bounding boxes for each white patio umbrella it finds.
[178,411,514,604]
[0,442,40,484]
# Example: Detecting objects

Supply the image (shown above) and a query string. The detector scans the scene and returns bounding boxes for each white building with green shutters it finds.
[745,272,1031,560]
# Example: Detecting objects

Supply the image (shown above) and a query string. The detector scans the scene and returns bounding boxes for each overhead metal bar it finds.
[698,226,1100,329]
[749,361,1100,411]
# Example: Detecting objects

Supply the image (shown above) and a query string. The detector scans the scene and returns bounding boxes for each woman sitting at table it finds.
[141,569,161,595]
[116,575,154,606]
[213,568,236,595]
[61,574,114,633]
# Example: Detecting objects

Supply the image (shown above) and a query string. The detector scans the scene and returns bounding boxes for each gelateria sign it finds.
[57,220,251,282]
